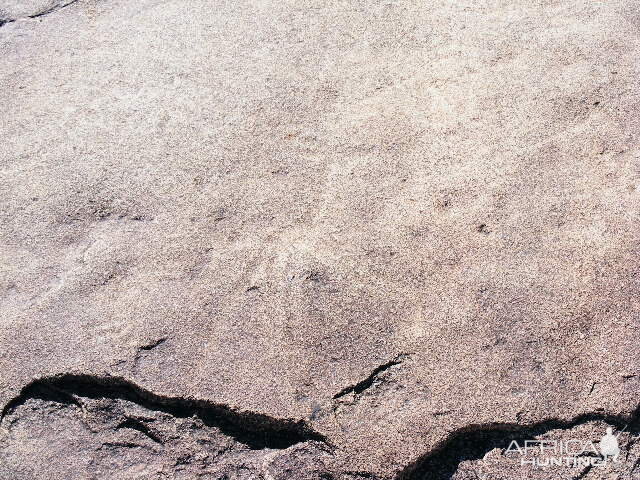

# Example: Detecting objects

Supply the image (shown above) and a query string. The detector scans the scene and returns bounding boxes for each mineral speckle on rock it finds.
[1,0,639,478]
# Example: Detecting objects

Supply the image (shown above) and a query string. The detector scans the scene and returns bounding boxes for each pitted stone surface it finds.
[0,0,639,478]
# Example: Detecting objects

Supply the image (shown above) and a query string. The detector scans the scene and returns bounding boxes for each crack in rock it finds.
[1,374,639,479]
[333,354,409,401]
[115,416,164,445]
[131,337,169,372]
[138,337,167,352]
[0,374,336,478]
[397,405,640,479]
[0,0,79,28]
[1,374,327,450]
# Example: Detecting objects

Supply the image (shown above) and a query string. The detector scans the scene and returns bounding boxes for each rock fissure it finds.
[333,354,409,400]
[115,417,164,445]
[1,374,328,450]
[0,0,79,28]
[397,406,640,479]
[1,375,639,478]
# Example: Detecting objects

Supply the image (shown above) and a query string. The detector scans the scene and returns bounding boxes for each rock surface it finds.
[0,0,639,478]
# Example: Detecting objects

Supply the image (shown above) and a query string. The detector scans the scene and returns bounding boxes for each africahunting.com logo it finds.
[506,427,624,468]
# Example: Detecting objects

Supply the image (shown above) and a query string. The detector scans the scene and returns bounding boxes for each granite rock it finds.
[0,0,639,478]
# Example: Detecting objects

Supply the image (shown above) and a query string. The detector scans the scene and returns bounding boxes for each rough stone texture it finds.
[0,376,332,479]
[0,0,76,25]
[0,0,639,478]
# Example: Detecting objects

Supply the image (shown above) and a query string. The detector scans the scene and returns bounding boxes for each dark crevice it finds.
[0,0,79,28]
[397,404,640,480]
[1,374,329,450]
[132,338,168,369]
[4,376,639,479]
[29,0,79,19]
[101,441,142,449]
[139,338,167,351]
[116,417,164,444]
[26,380,84,409]
[333,354,409,400]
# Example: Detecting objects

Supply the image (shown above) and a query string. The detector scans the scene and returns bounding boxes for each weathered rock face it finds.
[0,376,333,479]
[0,0,74,25]
[0,0,638,478]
